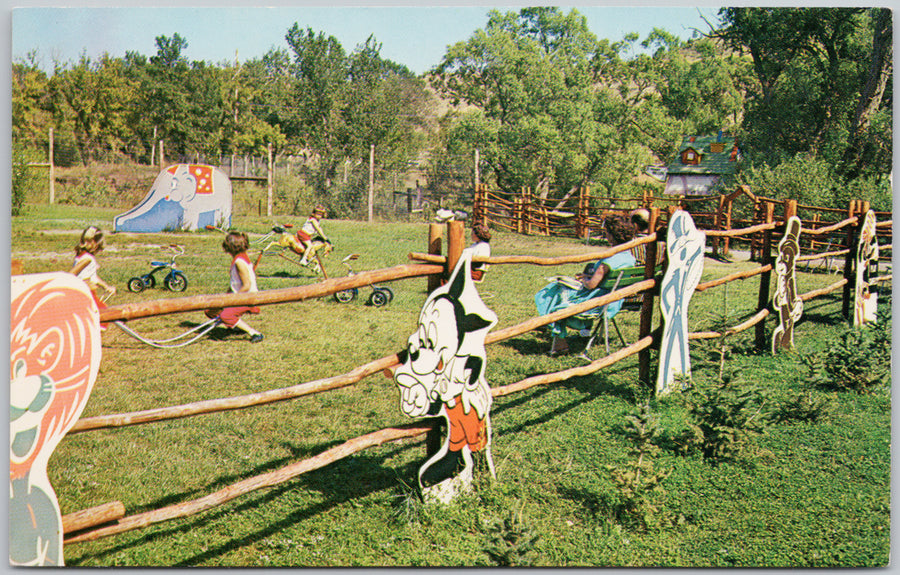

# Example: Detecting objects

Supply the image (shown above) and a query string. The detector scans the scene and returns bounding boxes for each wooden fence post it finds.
[712,194,725,258]
[368,144,375,223]
[841,199,869,319]
[810,213,820,250]
[754,202,775,350]
[446,220,465,279]
[723,195,734,256]
[151,126,157,167]
[427,224,443,293]
[841,200,859,319]
[784,198,797,221]
[266,143,273,217]
[523,187,532,235]
[48,127,55,204]
[638,207,661,387]
[576,186,588,238]
[474,148,480,190]
[749,200,763,261]
[472,183,484,227]
[514,190,524,234]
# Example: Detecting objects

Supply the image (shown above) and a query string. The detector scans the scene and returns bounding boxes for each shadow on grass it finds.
[67,441,424,567]
[257,271,308,279]
[491,367,645,440]
[556,485,614,520]
[496,332,551,357]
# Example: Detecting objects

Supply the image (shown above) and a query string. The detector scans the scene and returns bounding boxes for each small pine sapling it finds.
[605,403,672,530]
[484,505,540,567]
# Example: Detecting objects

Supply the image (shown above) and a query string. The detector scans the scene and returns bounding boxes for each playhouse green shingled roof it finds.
[666,135,739,175]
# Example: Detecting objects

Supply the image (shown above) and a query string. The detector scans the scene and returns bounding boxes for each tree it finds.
[284,24,433,208]
[841,7,892,179]
[149,33,189,68]
[12,53,53,147]
[240,49,297,153]
[434,8,613,197]
[433,8,702,201]
[654,35,752,135]
[715,7,892,179]
[49,53,139,164]
[285,25,348,159]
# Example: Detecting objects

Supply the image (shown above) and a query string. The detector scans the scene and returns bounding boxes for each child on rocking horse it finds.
[297,204,330,268]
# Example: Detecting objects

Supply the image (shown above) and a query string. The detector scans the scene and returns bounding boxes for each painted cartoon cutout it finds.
[114,164,232,232]
[393,253,498,504]
[10,273,102,566]
[656,210,705,396]
[772,216,803,352]
[854,210,879,326]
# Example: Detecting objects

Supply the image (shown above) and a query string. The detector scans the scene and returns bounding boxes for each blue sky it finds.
[12,4,724,75]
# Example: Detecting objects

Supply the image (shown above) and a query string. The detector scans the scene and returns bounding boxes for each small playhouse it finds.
[115,164,232,233]
[664,133,741,196]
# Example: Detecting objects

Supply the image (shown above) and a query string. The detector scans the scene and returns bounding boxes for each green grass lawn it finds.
[11,204,891,567]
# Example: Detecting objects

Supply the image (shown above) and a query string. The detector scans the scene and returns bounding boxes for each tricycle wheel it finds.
[165,272,188,292]
[127,277,145,293]
[334,288,357,303]
[369,289,390,307]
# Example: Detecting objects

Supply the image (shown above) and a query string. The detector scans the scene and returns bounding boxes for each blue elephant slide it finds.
[114,164,232,233]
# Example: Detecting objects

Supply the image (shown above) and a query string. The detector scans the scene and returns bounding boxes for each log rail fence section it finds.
[59,205,891,547]
[472,185,892,265]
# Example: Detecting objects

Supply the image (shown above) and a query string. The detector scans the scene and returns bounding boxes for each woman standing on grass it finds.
[207,231,264,343]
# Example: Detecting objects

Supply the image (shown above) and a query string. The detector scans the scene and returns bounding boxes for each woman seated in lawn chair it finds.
[534,215,637,356]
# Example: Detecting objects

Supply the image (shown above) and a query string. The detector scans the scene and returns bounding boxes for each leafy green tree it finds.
[434,8,700,201]
[12,53,53,147]
[48,53,139,163]
[434,8,609,197]
[131,33,232,159]
[655,35,752,135]
[283,25,433,211]
[285,25,348,159]
[716,7,892,180]
[240,49,296,154]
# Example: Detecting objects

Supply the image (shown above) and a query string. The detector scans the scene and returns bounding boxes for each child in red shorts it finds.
[297,204,329,266]
[207,231,264,343]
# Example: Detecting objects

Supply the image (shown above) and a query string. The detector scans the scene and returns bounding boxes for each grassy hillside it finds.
[11,205,890,567]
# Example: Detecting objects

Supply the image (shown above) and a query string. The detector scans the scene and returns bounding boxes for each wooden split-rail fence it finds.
[471,184,892,263]
[59,206,892,550]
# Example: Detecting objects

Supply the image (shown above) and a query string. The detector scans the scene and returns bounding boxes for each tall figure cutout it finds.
[393,253,498,504]
[656,211,705,396]
[772,216,803,352]
[854,210,879,326]
[10,273,102,566]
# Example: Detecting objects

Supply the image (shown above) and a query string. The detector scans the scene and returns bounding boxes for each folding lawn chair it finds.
[578,265,650,360]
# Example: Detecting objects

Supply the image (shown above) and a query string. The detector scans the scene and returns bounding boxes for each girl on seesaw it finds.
[69,226,116,324]
[207,231,265,343]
